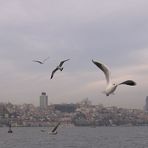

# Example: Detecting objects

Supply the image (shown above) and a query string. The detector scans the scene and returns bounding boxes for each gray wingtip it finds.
[92,59,95,63]
[128,80,137,86]
[120,80,137,86]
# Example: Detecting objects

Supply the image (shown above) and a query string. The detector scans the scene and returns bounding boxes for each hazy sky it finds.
[0,0,148,108]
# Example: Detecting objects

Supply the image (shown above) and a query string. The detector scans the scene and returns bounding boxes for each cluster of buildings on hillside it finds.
[0,92,148,127]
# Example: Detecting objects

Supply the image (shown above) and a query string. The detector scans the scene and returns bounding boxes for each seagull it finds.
[32,56,49,64]
[92,60,136,96]
[40,128,46,132]
[48,122,61,135]
[41,129,46,132]
[50,59,70,79]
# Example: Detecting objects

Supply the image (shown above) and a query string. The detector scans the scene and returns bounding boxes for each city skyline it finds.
[0,1,148,109]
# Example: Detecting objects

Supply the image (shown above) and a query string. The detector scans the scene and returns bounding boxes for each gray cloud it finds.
[0,0,148,108]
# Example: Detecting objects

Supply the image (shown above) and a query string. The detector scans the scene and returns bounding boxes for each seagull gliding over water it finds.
[92,60,136,96]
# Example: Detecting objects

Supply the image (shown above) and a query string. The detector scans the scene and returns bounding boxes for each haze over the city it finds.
[0,0,148,109]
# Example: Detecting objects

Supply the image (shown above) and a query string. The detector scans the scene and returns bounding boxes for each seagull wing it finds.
[92,60,111,85]
[42,56,50,63]
[59,59,70,67]
[32,60,43,64]
[118,80,136,86]
[51,122,60,133]
[50,68,58,79]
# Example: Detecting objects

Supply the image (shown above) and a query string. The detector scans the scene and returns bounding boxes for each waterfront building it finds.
[40,92,48,109]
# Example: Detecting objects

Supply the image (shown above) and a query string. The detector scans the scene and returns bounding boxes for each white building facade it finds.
[40,92,48,109]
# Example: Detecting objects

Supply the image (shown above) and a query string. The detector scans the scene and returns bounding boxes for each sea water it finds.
[0,126,148,148]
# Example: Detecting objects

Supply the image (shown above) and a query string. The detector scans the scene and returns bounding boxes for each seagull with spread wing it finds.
[50,59,70,79]
[92,60,136,96]
[32,56,49,64]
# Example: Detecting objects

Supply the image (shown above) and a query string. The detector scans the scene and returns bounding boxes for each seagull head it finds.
[58,66,63,71]
[105,83,118,96]
[53,131,57,135]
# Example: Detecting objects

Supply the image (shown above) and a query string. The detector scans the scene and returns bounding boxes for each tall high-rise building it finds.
[145,96,148,111]
[40,92,48,109]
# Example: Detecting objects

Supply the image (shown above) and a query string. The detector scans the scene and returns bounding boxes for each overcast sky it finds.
[0,0,148,109]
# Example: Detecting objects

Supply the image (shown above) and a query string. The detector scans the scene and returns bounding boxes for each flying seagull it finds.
[48,122,61,135]
[50,59,70,79]
[32,56,49,64]
[92,60,136,96]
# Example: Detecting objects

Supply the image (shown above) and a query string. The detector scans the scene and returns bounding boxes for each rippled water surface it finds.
[0,126,148,148]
